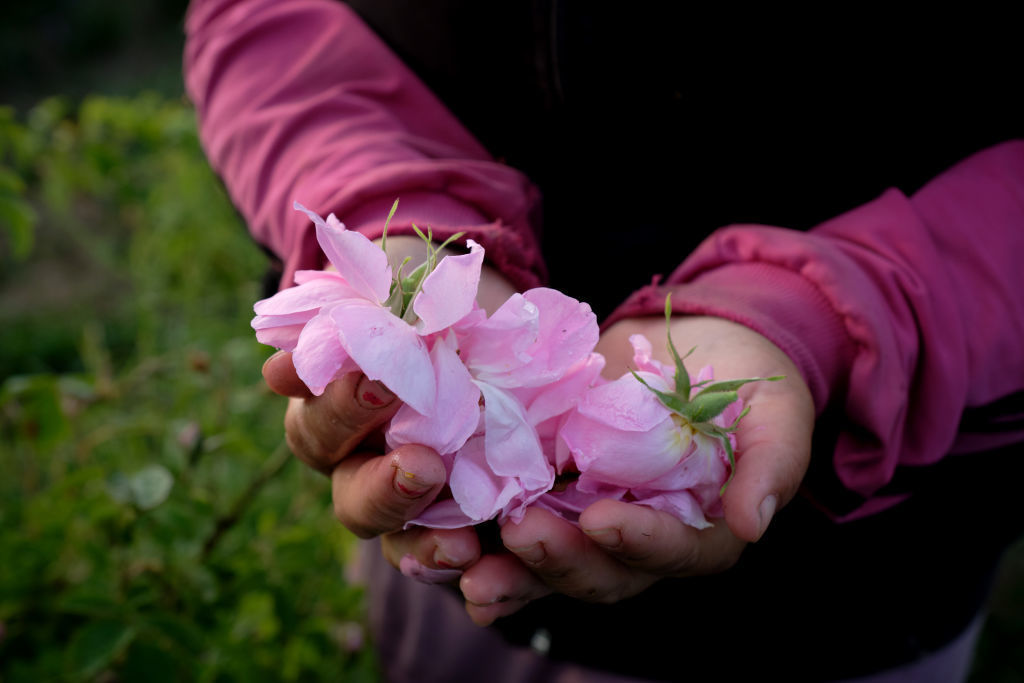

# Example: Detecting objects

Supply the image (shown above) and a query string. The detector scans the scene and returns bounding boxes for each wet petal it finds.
[508,288,599,386]
[330,299,435,415]
[413,240,484,335]
[576,373,672,432]
[461,293,539,382]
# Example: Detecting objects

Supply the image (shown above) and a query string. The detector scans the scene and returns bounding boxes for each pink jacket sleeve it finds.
[610,141,1024,518]
[183,0,546,291]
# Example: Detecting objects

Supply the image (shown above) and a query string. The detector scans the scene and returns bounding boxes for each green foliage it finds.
[0,95,378,681]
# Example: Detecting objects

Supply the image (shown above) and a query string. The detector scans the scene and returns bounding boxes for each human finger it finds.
[459,553,552,626]
[719,373,814,542]
[499,507,657,604]
[380,525,482,575]
[579,499,745,576]
[262,350,314,398]
[330,444,446,538]
[282,370,401,474]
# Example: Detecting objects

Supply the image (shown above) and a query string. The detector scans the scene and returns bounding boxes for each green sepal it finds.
[694,376,783,396]
[630,294,789,497]
[682,390,739,423]
[663,294,693,399]
[400,262,429,322]
[380,198,399,254]
[630,371,689,415]
[692,421,737,495]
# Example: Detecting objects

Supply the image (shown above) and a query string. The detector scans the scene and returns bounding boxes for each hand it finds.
[262,235,517,576]
[459,315,815,625]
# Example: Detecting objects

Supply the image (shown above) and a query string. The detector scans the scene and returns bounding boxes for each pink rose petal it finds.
[330,299,435,415]
[413,240,484,335]
[387,334,481,455]
[253,273,357,315]
[292,312,357,395]
[576,373,672,432]
[449,436,523,522]
[477,382,552,485]
[631,489,712,530]
[253,322,308,352]
[294,202,392,302]
[399,554,464,584]
[461,293,539,381]
[407,498,475,529]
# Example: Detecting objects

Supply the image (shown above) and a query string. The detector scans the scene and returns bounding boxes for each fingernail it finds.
[584,527,623,550]
[758,494,778,538]
[508,542,546,565]
[356,376,396,409]
[393,466,435,498]
[262,349,286,373]
[433,546,465,569]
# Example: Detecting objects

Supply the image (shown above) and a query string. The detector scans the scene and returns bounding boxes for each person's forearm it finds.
[184,0,546,291]
[607,140,1024,516]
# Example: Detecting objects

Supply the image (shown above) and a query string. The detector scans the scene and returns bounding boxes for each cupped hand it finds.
[263,351,481,576]
[459,314,815,625]
[262,235,517,576]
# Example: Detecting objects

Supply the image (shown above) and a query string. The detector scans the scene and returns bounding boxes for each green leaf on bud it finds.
[376,199,467,322]
[631,293,784,495]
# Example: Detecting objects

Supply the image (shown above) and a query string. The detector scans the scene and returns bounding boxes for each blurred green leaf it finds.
[65,619,136,679]
[129,464,174,510]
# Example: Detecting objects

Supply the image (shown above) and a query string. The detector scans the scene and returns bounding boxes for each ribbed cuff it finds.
[606,262,855,415]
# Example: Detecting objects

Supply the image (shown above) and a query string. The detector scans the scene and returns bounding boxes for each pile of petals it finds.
[253,202,773,531]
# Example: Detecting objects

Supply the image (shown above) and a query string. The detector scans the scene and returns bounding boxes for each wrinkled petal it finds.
[294,201,392,302]
[407,498,476,529]
[463,289,599,388]
[629,334,672,376]
[253,273,357,316]
[330,299,435,415]
[386,334,481,454]
[561,407,687,487]
[507,288,599,387]
[534,480,627,524]
[461,293,539,380]
[253,322,308,352]
[477,382,552,486]
[449,436,523,522]
[631,489,712,529]
[642,430,728,492]
[292,311,358,395]
[520,353,606,427]
[253,309,316,352]
[576,372,672,432]
[413,240,484,335]
[399,554,464,584]
[294,268,345,285]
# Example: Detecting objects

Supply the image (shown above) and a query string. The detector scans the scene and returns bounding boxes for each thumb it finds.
[720,375,813,542]
[263,351,313,398]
